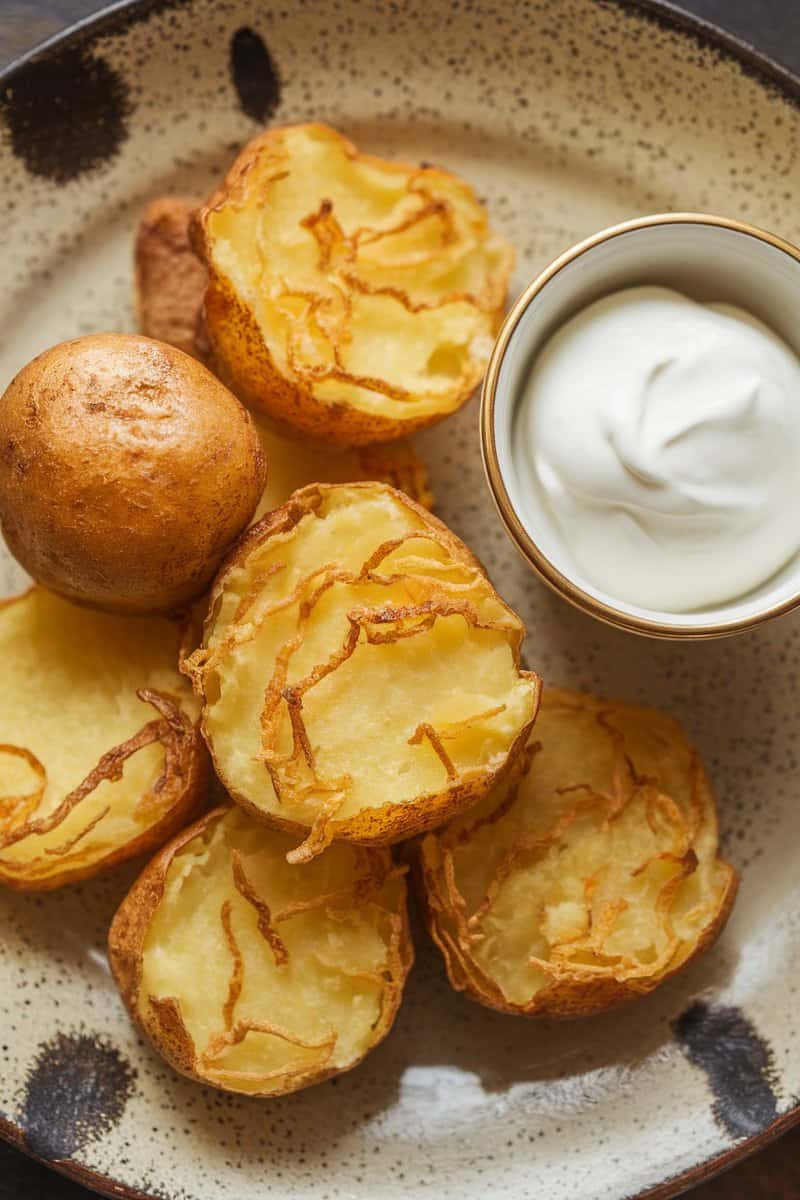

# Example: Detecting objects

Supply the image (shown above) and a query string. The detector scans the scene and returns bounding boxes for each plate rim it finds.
[1,0,798,1197]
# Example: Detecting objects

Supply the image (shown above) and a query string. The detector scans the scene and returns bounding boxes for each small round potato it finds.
[183,482,540,863]
[109,805,413,1097]
[417,688,738,1018]
[0,334,266,614]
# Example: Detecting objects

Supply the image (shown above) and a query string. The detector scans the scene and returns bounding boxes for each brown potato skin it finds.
[415,690,739,1019]
[108,805,415,1096]
[0,334,266,614]
[188,482,541,850]
[193,123,510,448]
[134,198,209,361]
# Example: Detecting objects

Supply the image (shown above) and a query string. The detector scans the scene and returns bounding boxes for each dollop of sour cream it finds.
[516,286,800,611]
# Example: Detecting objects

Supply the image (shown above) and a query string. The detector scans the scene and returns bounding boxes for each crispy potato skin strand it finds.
[0,588,210,891]
[108,805,414,1096]
[133,197,434,511]
[0,334,266,615]
[415,688,738,1018]
[187,482,541,850]
[192,123,512,447]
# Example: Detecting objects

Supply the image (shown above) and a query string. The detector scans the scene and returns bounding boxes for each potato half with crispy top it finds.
[184,482,540,863]
[417,688,738,1018]
[0,588,207,890]
[134,196,434,513]
[108,805,412,1096]
[194,123,514,445]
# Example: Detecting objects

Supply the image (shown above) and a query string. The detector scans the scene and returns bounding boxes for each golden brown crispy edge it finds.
[192,123,512,447]
[0,591,210,891]
[413,688,739,1019]
[183,482,541,852]
[133,197,435,511]
[108,805,414,1096]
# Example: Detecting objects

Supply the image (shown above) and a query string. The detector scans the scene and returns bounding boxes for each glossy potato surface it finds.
[109,806,412,1096]
[418,689,738,1017]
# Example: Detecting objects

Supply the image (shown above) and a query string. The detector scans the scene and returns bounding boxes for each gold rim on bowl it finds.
[480,212,800,640]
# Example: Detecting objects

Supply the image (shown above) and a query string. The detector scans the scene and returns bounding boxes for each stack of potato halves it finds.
[0,124,737,1098]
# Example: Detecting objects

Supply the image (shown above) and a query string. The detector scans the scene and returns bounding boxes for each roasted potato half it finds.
[0,588,207,890]
[134,197,433,514]
[194,123,514,446]
[108,805,412,1096]
[184,482,540,862]
[417,688,738,1018]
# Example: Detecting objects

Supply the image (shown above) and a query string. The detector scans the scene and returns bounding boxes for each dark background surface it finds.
[1,1,799,1197]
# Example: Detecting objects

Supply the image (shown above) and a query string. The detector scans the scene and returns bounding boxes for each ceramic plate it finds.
[2,2,800,1197]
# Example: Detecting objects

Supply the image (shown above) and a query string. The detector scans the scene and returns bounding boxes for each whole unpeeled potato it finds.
[0,334,266,614]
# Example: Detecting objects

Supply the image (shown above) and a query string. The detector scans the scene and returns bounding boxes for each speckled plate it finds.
[2,2,800,1198]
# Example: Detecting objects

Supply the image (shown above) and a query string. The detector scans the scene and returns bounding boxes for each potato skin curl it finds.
[193,123,514,447]
[0,333,266,615]
[109,805,413,1096]
[184,482,540,863]
[417,688,738,1018]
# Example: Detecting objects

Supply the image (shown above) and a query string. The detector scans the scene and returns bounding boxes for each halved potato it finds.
[0,588,208,890]
[134,196,434,513]
[184,482,540,862]
[417,688,738,1018]
[108,805,412,1096]
[194,123,514,445]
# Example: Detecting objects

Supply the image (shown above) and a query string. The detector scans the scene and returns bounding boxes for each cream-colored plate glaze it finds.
[1,2,799,1198]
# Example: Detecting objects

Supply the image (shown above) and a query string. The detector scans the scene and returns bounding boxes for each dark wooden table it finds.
[1,2,799,1197]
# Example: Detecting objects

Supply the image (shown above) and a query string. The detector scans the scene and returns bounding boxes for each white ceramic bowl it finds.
[481,213,800,639]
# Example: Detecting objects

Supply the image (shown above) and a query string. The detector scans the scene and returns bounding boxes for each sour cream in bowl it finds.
[481,214,800,638]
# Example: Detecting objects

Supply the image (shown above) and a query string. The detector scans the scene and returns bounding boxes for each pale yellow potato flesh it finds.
[132,195,434,511]
[111,806,411,1096]
[253,417,433,519]
[0,589,204,889]
[418,688,738,1017]
[198,123,514,442]
[186,483,539,861]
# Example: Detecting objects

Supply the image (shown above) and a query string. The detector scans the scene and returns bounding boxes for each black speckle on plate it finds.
[0,46,131,183]
[19,1032,136,1160]
[230,27,282,124]
[673,1001,779,1139]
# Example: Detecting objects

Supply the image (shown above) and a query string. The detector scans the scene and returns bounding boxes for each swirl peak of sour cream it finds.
[516,286,800,612]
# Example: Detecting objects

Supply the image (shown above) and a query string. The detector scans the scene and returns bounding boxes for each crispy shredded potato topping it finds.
[196,123,514,443]
[418,688,737,1017]
[185,483,539,861]
[0,589,206,890]
[109,805,412,1096]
